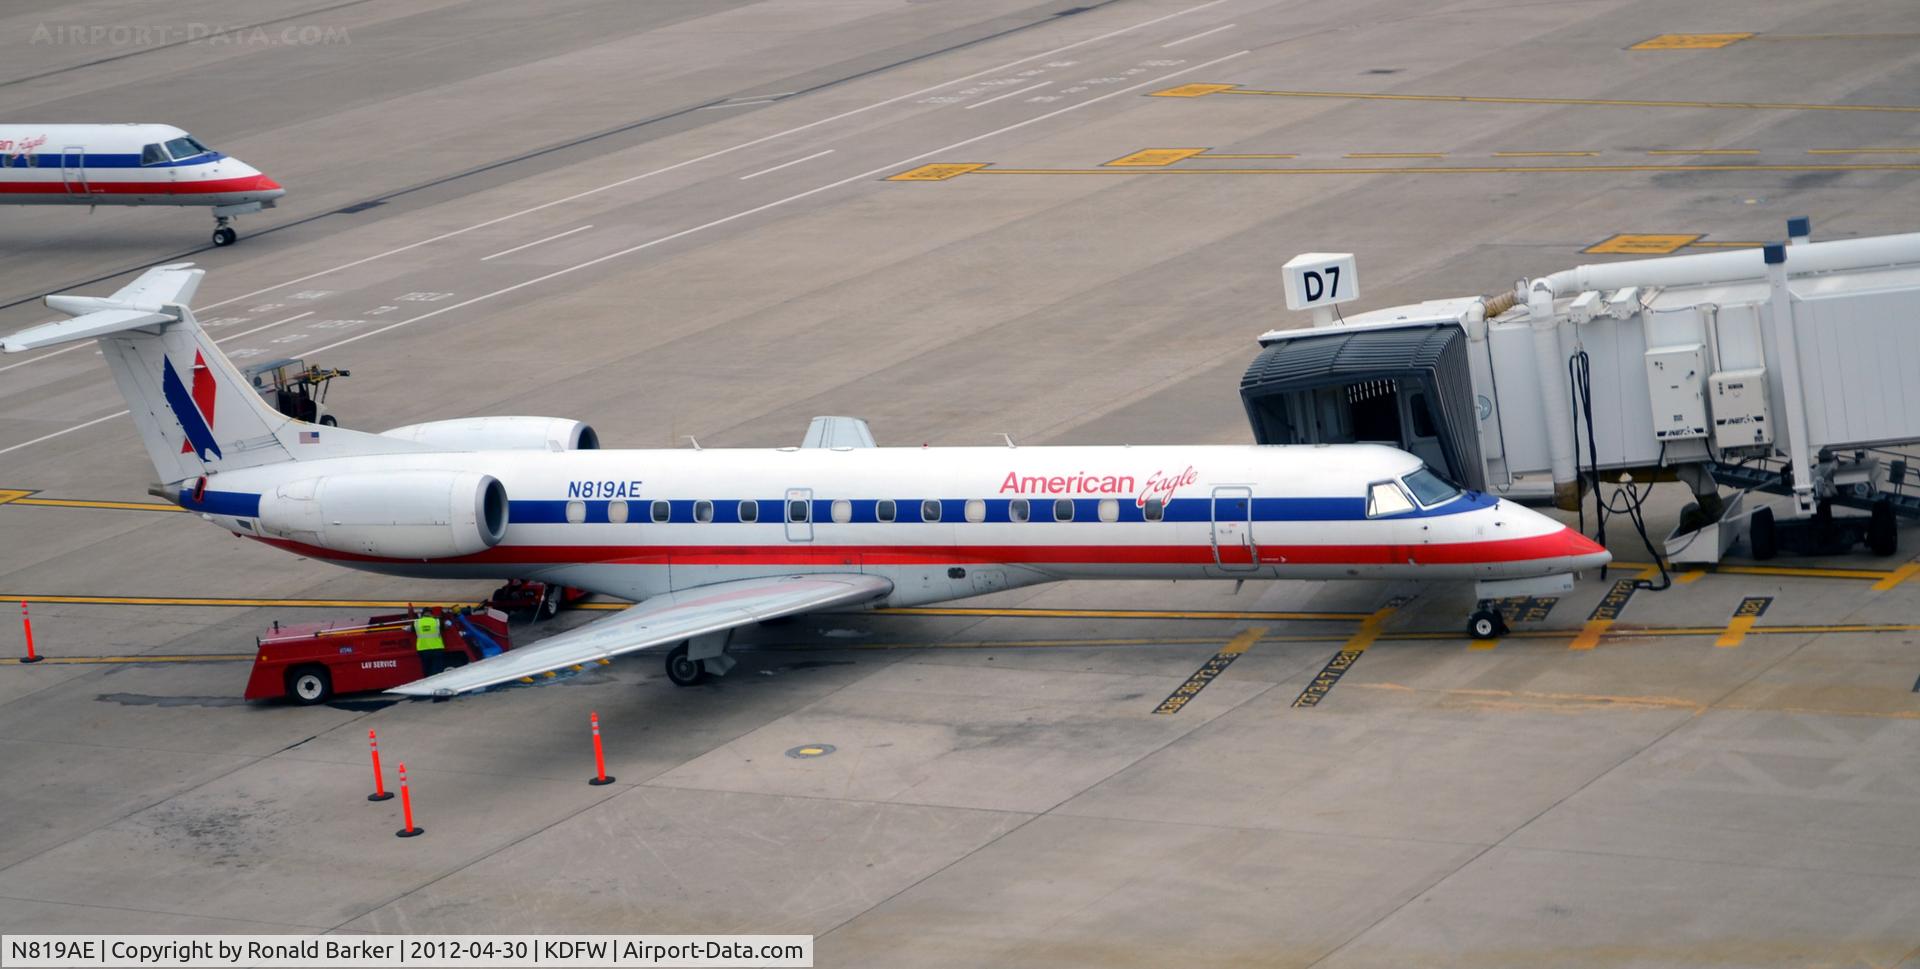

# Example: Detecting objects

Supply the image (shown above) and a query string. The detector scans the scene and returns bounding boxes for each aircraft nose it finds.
[253,174,285,198]
[1560,526,1611,570]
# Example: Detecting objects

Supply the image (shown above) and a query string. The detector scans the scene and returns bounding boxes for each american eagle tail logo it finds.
[162,351,222,461]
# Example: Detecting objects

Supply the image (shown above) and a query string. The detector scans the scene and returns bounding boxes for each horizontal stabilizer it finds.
[388,573,893,697]
[1,308,173,353]
[801,415,877,448]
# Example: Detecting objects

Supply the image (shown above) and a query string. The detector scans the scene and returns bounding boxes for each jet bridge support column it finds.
[1530,281,1579,510]
[1764,244,1816,516]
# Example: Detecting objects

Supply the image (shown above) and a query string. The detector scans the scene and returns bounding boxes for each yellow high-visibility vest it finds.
[414,614,444,652]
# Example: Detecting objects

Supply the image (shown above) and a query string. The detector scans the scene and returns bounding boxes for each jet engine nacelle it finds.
[256,470,508,560]
[379,416,600,452]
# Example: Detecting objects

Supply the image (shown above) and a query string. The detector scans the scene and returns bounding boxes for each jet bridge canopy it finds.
[1240,322,1484,490]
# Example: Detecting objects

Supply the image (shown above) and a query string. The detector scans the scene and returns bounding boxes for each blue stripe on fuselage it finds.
[505,491,1495,525]
[5,151,227,169]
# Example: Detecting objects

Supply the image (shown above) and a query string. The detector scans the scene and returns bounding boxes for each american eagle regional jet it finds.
[0,124,283,245]
[1,266,1609,697]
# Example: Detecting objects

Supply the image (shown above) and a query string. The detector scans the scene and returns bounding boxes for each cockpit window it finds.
[140,144,168,166]
[162,136,211,160]
[1403,466,1462,507]
[1366,481,1414,518]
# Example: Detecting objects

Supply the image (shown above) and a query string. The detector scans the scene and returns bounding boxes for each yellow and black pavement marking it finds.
[1292,603,1398,708]
[1572,579,1639,650]
[886,162,988,181]
[1149,82,1237,98]
[1152,627,1267,715]
[1154,84,1920,114]
[1629,33,1754,50]
[1104,147,1209,167]
[1715,596,1773,648]
[1585,234,1702,255]
[0,489,184,513]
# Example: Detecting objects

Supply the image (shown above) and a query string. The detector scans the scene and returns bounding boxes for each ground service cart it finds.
[245,607,512,704]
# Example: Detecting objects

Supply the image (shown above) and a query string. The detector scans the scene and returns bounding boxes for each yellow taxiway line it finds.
[1205,86,1920,114]
[873,605,1369,621]
[968,162,1920,176]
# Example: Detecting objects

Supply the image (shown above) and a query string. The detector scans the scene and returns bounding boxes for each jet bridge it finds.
[1242,221,1920,564]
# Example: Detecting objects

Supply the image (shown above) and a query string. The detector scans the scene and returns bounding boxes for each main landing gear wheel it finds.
[665,643,708,686]
[538,585,561,620]
[212,225,237,247]
[1467,604,1508,641]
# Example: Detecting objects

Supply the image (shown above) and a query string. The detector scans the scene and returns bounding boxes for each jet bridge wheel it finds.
[1467,605,1508,641]
[665,642,709,687]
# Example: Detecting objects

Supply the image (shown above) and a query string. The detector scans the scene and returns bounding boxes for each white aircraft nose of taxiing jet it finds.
[231,159,285,200]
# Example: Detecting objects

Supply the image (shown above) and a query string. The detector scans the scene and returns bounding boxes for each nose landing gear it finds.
[1467,601,1509,640]
[210,199,271,247]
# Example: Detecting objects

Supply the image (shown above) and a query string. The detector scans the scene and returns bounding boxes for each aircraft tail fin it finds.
[3,265,426,488]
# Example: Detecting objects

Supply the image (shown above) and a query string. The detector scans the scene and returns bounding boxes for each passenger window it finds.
[1009,499,1030,523]
[608,499,629,524]
[788,499,809,523]
[877,499,896,523]
[965,498,986,523]
[1367,481,1414,518]
[921,499,941,523]
[140,144,167,166]
[1143,498,1164,522]
[832,499,852,524]
[739,499,758,523]
[651,500,670,523]
[1054,499,1074,522]
[565,500,586,524]
[694,500,713,523]
[1098,498,1119,523]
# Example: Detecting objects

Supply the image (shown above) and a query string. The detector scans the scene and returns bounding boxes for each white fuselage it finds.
[0,124,282,207]
[183,443,1609,607]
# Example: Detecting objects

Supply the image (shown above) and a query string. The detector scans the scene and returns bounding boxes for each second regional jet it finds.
[1,266,1609,697]
[0,124,283,246]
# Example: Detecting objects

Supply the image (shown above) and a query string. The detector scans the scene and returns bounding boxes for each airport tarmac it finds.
[3,0,1920,965]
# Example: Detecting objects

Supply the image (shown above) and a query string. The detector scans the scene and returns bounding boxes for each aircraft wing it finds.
[387,573,893,697]
[800,416,876,448]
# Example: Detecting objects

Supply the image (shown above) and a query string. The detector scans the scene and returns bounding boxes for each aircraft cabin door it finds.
[784,488,813,542]
[1210,486,1258,571]
[60,146,89,198]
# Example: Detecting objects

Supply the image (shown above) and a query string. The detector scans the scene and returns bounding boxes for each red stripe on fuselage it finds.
[0,174,280,195]
[248,531,1585,568]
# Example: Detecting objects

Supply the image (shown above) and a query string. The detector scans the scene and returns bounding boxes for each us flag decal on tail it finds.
[299,430,321,444]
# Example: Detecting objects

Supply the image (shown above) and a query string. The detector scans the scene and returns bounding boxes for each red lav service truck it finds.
[245,607,512,704]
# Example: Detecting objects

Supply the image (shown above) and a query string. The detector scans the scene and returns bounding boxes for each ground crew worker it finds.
[414,608,446,677]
